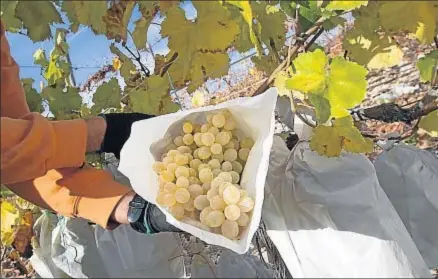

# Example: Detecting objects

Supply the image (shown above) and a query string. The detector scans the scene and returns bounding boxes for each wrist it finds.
[110,191,135,225]
[85,116,107,152]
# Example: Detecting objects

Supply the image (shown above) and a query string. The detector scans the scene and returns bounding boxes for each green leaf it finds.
[21,78,43,113]
[308,94,331,124]
[132,3,155,50]
[129,75,179,115]
[15,1,62,42]
[62,1,107,35]
[252,2,286,52]
[322,15,346,30]
[251,54,278,75]
[110,44,136,82]
[43,85,82,118]
[419,110,438,137]
[33,49,48,68]
[417,50,438,83]
[286,49,327,94]
[92,78,121,114]
[327,57,368,117]
[325,1,368,12]
[0,1,22,32]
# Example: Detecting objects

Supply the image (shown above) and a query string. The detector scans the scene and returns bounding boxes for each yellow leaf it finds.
[310,125,343,157]
[419,111,438,137]
[112,57,122,71]
[325,1,368,11]
[1,201,19,246]
[191,89,206,108]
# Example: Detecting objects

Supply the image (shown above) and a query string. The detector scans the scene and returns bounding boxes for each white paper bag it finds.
[118,88,278,254]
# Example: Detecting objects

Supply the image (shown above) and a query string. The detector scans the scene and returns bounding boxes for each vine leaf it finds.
[1,201,20,246]
[416,50,438,83]
[92,78,121,114]
[1,1,22,32]
[308,94,331,124]
[42,85,82,118]
[310,115,373,157]
[62,1,107,34]
[44,56,63,86]
[110,44,136,82]
[129,75,179,115]
[132,6,153,50]
[21,78,43,113]
[15,1,62,42]
[33,48,49,68]
[103,1,135,43]
[325,1,368,12]
[419,111,438,137]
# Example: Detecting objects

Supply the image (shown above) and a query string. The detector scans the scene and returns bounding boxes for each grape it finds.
[167,150,179,158]
[183,199,195,212]
[199,168,213,183]
[210,143,222,155]
[230,171,240,184]
[193,148,200,159]
[212,168,221,177]
[224,204,241,221]
[194,195,210,210]
[215,132,230,145]
[211,153,224,163]
[198,146,211,160]
[238,196,255,212]
[152,162,166,173]
[231,161,243,174]
[221,220,239,239]
[239,189,248,199]
[210,195,226,211]
[193,124,201,133]
[175,188,191,203]
[223,117,236,131]
[183,134,194,145]
[208,159,221,169]
[201,133,215,146]
[176,176,189,188]
[174,136,184,147]
[200,123,211,133]
[194,133,203,146]
[169,203,185,220]
[175,166,189,178]
[236,212,249,227]
[163,193,177,207]
[212,113,226,128]
[188,184,203,198]
[183,121,193,134]
[202,182,211,192]
[164,182,177,193]
[185,153,193,162]
[197,163,210,172]
[189,143,198,151]
[206,114,214,124]
[222,109,231,118]
[188,168,197,178]
[160,170,175,182]
[162,156,174,165]
[238,148,250,161]
[174,153,189,166]
[223,141,235,150]
[218,172,233,183]
[223,149,237,162]
[225,130,233,139]
[156,192,166,206]
[200,207,213,225]
[165,143,178,152]
[211,177,225,189]
[221,161,233,172]
[205,210,225,227]
[241,137,254,149]
[219,182,232,197]
[208,126,220,136]
[223,185,241,205]
[206,188,219,201]
[188,176,201,185]
[190,159,202,170]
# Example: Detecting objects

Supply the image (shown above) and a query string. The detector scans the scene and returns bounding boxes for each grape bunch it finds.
[152,109,256,240]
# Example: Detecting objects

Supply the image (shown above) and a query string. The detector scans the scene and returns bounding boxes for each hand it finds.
[99,113,155,159]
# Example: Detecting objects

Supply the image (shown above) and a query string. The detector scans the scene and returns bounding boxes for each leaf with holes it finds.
[110,44,136,82]
[417,50,438,83]
[1,1,22,32]
[62,1,107,34]
[92,78,121,114]
[251,1,286,51]
[22,78,43,113]
[103,1,135,43]
[419,110,438,137]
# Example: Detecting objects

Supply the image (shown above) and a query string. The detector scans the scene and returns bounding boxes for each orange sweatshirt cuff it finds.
[47,119,87,170]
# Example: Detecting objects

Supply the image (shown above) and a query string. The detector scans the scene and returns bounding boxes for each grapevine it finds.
[1,0,438,275]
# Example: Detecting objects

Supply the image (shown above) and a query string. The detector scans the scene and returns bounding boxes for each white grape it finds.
[174,153,189,166]
[241,137,254,149]
[188,176,201,185]
[183,134,194,145]
[208,126,220,136]
[211,153,224,163]
[160,170,175,182]
[188,184,203,198]
[223,185,241,205]
[169,203,185,220]
[183,121,193,134]
[238,148,250,161]
[185,153,193,162]
[199,168,213,183]
[177,145,192,154]
[210,195,226,211]
[219,181,231,197]
[173,136,184,147]
[205,210,225,227]
[176,176,189,188]
[189,143,198,151]
[162,193,177,207]
[175,166,189,178]
[223,117,236,131]
[229,171,240,184]
[221,220,239,239]
[190,159,202,170]
[210,143,222,155]
[212,113,226,128]
[167,149,179,158]
[224,204,241,221]
[221,161,233,172]
[231,161,243,174]
[211,177,225,189]
[175,188,191,204]
[162,156,174,165]
[198,146,211,160]
[236,212,250,227]
[208,159,221,169]
[156,192,166,206]
[200,207,213,225]
[163,182,177,193]
[201,133,215,146]
[200,123,211,133]
[212,168,221,177]
[206,188,219,201]
[152,162,166,173]
[202,182,211,192]
[194,133,203,146]
[206,114,214,124]
[165,143,177,152]
[223,149,237,162]
[223,140,236,150]
[193,124,201,133]
[222,109,231,118]
[188,168,197,178]
[218,172,233,183]
[197,163,210,172]
[215,131,230,146]
[193,148,200,159]
[183,199,195,212]
[239,189,248,199]
[194,195,210,210]
[238,196,255,213]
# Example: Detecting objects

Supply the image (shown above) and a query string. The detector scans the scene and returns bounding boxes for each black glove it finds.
[99,113,155,159]
[145,203,183,234]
